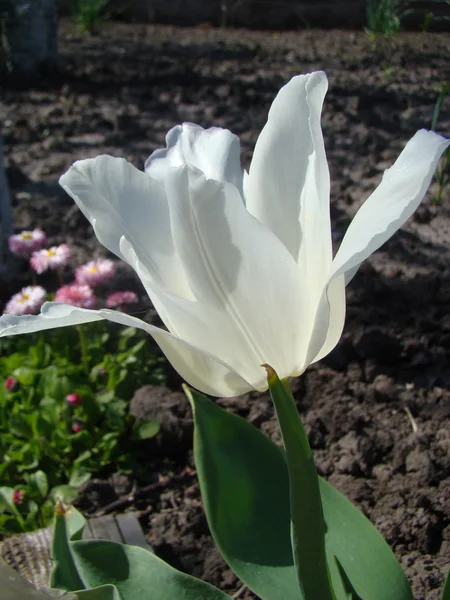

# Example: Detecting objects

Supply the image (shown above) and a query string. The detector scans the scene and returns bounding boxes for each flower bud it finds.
[13,490,24,505]
[66,392,82,407]
[72,422,84,433]
[5,377,17,391]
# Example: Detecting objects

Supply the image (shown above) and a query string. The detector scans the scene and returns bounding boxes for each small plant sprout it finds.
[71,0,111,34]
[431,82,450,205]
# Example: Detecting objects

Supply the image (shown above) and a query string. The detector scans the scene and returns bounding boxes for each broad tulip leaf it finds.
[334,556,363,600]
[70,540,231,599]
[66,506,86,542]
[185,385,299,600]
[320,478,412,600]
[51,509,85,591]
[187,386,413,600]
[75,584,121,599]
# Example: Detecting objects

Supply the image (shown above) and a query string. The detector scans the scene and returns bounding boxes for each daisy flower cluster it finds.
[3,228,138,316]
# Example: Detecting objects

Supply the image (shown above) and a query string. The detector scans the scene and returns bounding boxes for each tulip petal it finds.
[305,274,346,366]
[245,72,332,307]
[309,130,449,367]
[59,156,192,299]
[99,308,253,397]
[139,279,272,390]
[165,165,309,379]
[331,130,450,282]
[145,123,244,196]
[0,302,103,336]
[0,303,252,397]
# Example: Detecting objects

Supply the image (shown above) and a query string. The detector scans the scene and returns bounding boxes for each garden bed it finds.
[2,21,450,599]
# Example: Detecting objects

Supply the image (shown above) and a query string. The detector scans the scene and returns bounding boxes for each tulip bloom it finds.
[0,72,448,397]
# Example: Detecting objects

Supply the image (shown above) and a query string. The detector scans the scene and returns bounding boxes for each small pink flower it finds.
[75,259,116,287]
[55,284,96,309]
[106,291,138,310]
[72,422,84,433]
[30,244,71,274]
[4,377,17,391]
[8,229,46,256]
[13,490,24,505]
[66,392,82,407]
[4,286,47,315]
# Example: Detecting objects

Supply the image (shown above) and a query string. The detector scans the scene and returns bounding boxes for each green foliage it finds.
[186,385,413,600]
[365,0,450,41]
[431,83,450,205]
[365,0,402,38]
[51,506,231,599]
[71,0,111,34]
[0,323,165,535]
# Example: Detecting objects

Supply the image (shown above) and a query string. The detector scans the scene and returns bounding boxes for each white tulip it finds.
[1,72,448,397]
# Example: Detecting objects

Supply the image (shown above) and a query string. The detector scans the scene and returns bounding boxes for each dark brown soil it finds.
[2,21,450,600]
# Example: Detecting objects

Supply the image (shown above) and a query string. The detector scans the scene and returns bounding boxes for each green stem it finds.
[77,325,89,376]
[265,365,335,600]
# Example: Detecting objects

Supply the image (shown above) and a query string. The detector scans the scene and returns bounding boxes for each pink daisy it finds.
[4,286,47,315]
[106,291,138,310]
[30,244,71,274]
[8,229,46,257]
[75,259,116,287]
[55,284,97,309]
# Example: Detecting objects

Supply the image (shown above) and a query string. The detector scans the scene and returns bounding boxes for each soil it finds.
[2,21,450,600]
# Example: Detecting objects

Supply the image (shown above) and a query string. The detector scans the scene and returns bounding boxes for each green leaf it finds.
[50,485,80,505]
[66,506,86,541]
[69,471,91,488]
[443,569,450,600]
[51,506,85,591]
[31,470,49,498]
[9,415,32,439]
[12,367,37,386]
[133,419,160,440]
[334,557,363,600]
[321,478,413,600]
[185,386,298,600]
[76,584,121,599]
[70,539,231,599]
[0,486,20,517]
[187,386,413,600]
